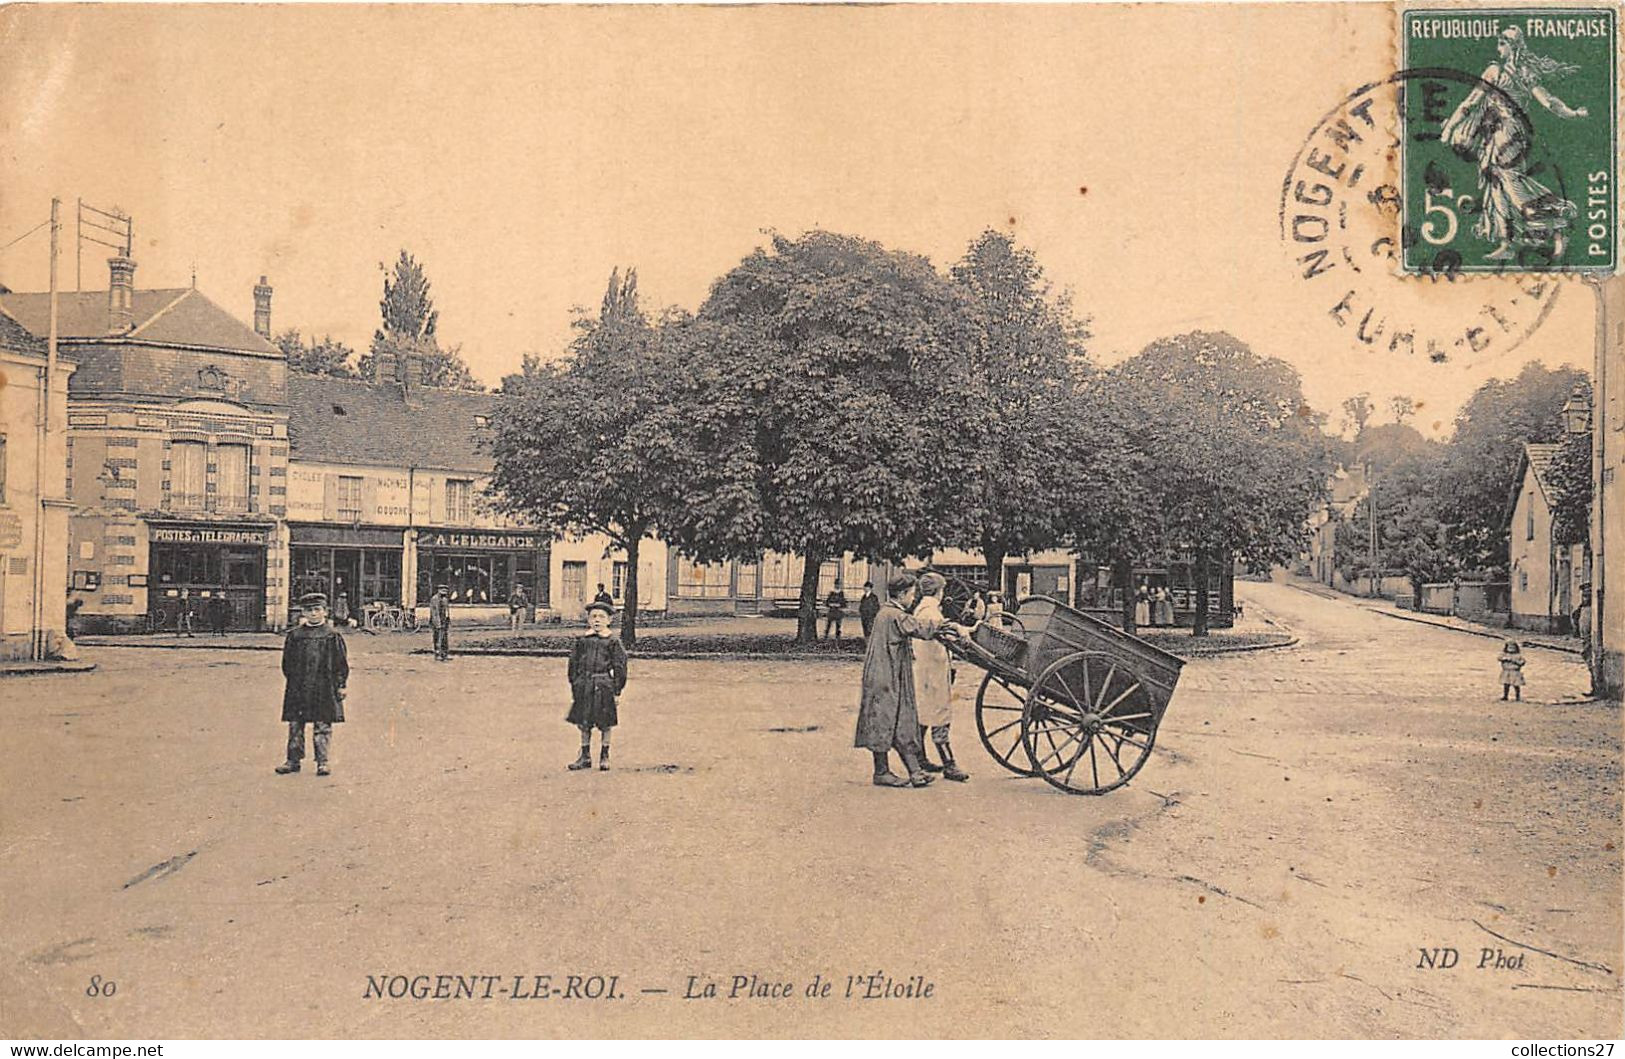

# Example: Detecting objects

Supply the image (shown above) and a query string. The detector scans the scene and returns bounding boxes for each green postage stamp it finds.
[1402,7,1617,273]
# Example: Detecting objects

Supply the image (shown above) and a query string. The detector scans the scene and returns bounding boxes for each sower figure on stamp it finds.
[854,572,934,788]
[567,600,629,772]
[277,592,348,777]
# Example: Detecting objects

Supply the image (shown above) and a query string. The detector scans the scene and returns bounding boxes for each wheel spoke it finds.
[985,717,1022,741]
[1105,711,1153,724]
[1089,739,1100,789]
[1101,733,1127,777]
[1034,727,1086,770]
[1093,665,1119,711]
[1101,727,1151,752]
[1051,668,1085,711]
[1099,682,1144,718]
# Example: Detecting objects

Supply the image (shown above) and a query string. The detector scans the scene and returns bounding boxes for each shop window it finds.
[172,442,206,510]
[446,479,473,523]
[216,444,250,513]
[417,550,539,605]
[337,475,363,522]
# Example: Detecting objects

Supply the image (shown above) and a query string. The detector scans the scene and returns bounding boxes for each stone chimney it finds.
[368,349,397,385]
[400,349,424,407]
[107,255,137,332]
[253,276,273,338]
[1563,387,1592,435]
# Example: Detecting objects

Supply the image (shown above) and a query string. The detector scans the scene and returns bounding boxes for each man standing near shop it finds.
[429,584,452,661]
[508,582,530,631]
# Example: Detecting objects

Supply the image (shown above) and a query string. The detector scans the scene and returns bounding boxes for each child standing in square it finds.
[276,592,348,776]
[1498,640,1526,701]
[567,600,628,771]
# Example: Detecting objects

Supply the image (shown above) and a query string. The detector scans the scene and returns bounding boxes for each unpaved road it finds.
[2,579,1618,1038]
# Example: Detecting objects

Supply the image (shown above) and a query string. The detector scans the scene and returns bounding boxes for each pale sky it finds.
[0,3,1599,436]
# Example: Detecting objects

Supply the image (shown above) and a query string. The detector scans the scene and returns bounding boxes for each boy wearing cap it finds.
[566,600,628,771]
[276,592,349,776]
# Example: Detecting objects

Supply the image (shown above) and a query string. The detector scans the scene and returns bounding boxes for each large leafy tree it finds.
[1337,443,1456,605]
[1437,362,1589,573]
[273,328,357,378]
[943,230,1091,587]
[485,268,683,646]
[359,250,482,391]
[680,230,978,642]
[1114,331,1332,635]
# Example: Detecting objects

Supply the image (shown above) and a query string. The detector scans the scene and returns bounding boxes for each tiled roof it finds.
[0,288,277,355]
[1524,441,1561,502]
[287,374,498,472]
[0,304,45,356]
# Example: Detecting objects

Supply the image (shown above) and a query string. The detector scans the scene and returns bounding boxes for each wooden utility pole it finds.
[31,199,59,660]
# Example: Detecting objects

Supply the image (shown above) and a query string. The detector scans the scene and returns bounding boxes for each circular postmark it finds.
[1278,68,1562,364]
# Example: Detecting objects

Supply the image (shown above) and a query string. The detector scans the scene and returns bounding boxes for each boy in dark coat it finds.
[858,581,881,640]
[567,600,629,771]
[276,592,349,777]
[854,573,933,788]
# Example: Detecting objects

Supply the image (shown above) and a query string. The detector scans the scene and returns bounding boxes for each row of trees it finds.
[486,229,1333,646]
[1331,363,1593,604]
[275,251,482,390]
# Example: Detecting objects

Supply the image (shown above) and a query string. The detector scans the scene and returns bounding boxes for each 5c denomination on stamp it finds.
[1401,6,1618,273]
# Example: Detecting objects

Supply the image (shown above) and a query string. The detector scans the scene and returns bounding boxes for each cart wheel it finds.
[1021,651,1159,795]
[975,670,1040,776]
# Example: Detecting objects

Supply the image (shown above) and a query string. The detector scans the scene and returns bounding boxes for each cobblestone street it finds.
[2,580,1618,1038]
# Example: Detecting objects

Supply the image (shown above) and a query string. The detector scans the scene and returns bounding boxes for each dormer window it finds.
[474,414,490,428]
[332,405,347,416]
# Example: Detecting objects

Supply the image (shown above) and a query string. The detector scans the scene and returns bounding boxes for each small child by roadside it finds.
[1498,640,1526,702]
[566,600,628,771]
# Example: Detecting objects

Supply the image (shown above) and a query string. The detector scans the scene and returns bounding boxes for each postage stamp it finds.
[1400,7,1618,274]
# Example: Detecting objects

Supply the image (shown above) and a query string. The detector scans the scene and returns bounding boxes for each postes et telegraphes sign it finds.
[150,526,270,545]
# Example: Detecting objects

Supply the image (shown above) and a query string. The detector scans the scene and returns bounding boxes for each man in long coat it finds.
[276,592,349,776]
[428,584,452,661]
[854,573,933,788]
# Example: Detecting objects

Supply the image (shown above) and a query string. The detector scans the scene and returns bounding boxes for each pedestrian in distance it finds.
[276,592,348,777]
[567,600,628,772]
[823,580,848,641]
[429,584,452,661]
[1498,640,1526,701]
[209,594,230,636]
[911,572,973,782]
[178,588,196,637]
[1573,583,1595,697]
[593,583,614,609]
[858,581,880,640]
[508,582,530,632]
[854,572,934,789]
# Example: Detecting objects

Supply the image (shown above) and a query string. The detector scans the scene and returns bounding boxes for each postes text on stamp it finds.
[1401,7,1617,274]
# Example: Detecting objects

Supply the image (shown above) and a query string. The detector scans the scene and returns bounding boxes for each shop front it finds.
[415,529,548,611]
[147,522,272,632]
[289,524,407,623]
